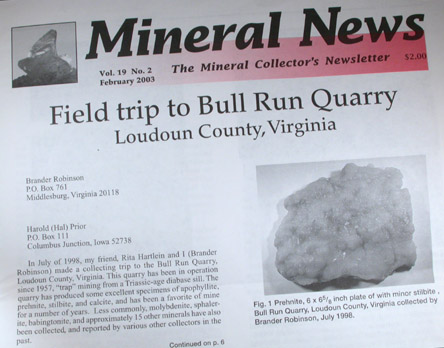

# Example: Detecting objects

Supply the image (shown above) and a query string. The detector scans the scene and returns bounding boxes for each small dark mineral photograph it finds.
[11,22,78,88]
[257,156,434,294]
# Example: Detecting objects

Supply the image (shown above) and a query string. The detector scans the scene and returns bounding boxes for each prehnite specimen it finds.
[274,163,416,287]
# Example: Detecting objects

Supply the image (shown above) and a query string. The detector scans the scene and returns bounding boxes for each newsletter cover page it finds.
[1,0,443,347]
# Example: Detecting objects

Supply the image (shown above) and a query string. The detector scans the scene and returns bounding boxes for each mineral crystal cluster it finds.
[274,163,416,287]
[13,29,77,87]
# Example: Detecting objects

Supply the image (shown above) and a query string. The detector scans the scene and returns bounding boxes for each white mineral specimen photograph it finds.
[257,156,433,294]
